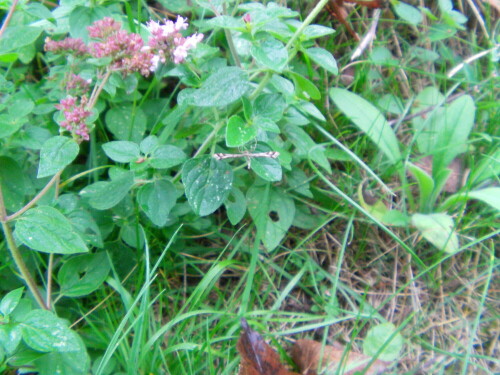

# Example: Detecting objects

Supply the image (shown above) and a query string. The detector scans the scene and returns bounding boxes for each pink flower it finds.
[44,37,89,56]
[146,16,203,67]
[55,96,92,141]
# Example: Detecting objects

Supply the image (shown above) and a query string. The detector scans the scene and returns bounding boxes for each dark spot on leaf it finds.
[269,211,279,222]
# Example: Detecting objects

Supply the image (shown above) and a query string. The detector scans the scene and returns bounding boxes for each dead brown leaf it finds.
[237,319,299,375]
[290,339,390,375]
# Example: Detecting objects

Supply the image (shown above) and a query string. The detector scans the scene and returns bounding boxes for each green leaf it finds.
[250,144,282,182]
[254,117,280,133]
[226,116,258,147]
[305,47,338,75]
[284,124,332,173]
[37,136,79,178]
[330,88,401,165]
[411,213,459,253]
[69,6,111,42]
[80,170,135,210]
[0,288,24,316]
[149,145,187,169]
[0,26,43,54]
[58,252,111,297]
[247,186,295,251]
[363,323,404,362]
[443,187,500,212]
[0,114,25,138]
[393,2,423,25]
[9,99,35,118]
[253,93,286,122]
[137,180,178,226]
[21,310,83,352]
[105,105,146,143]
[140,135,159,154]
[251,37,288,72]
[102,141,140,163]
[182,157,233,216]
[15,206,88,255]
[289,72,321,100]
[301,24,335,40]
[36,343,90,375]
[224,187,247,225]
[203,15,245,30]
[408,162,435,211]
[294,101,326,122]
[178,67,250,107]
[0,157,28,212]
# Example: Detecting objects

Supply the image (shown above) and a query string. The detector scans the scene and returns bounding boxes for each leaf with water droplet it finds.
[182,157,233,216]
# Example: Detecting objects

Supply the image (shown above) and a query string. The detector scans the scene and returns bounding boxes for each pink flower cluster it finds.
[44,37,89,56]
[146,16,204,67]
[55,96,92,141]
[44,16,203,76]
[87,18,154,76]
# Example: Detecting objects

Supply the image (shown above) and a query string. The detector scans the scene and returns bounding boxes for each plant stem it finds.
[285,0,330,50]
[7,170,62,221]
[0,184,48,310]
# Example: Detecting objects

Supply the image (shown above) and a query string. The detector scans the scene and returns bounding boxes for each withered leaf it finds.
[237,319,299,375]
[290,339,390,375]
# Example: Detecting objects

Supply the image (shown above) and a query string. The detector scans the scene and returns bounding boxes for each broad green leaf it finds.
[287,169,313,198]
[289,72,321,100]
[434,95,475,172]
[0,157,28,212]
[284,124,332,173]
[137,180,177,226]
[0,26,43,54]
[411,213,459,253]
[69,6,111,42]
[0,114,25,138]
[226,116,257,147]
[408,162,435,211]
[140,135,159,154]
[0,323,22,354]
[9,99,35,118]
[254,116,280,133]
[105,105,146,143]
[224,187,246,225]
[330,88,401,165]
[80,170,135,210]
[247,186,295,251]
[393,2,423,25]
[149,145,187,169]
[442,187,500,212]
[363,323,403,362]
[301,24,335,40]
[251,37,288,72]
[58,252,111,297]
[102,141,140,163]
[67,209,104,248]
[36,342,90,375]
[305,47,338,75]
[250,144,282,182]
[21,310,82,352]
[38,136,79,178]
[294,101,326,122]
[0,288,24,316]
[203,15,245,30]
[120,223,146,249]
[253,93,286,122]
[177,67,250,107]
[468,187,500,211]
[182,157,233,216]
[15,206,88,254]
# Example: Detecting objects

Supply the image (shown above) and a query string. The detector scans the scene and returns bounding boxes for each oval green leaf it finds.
[330,88,401,165]
[182,157,233,216]
[38,136,79,178]
[15,206,88,254]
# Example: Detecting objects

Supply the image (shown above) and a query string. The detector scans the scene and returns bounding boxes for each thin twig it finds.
[6,170,63,222]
